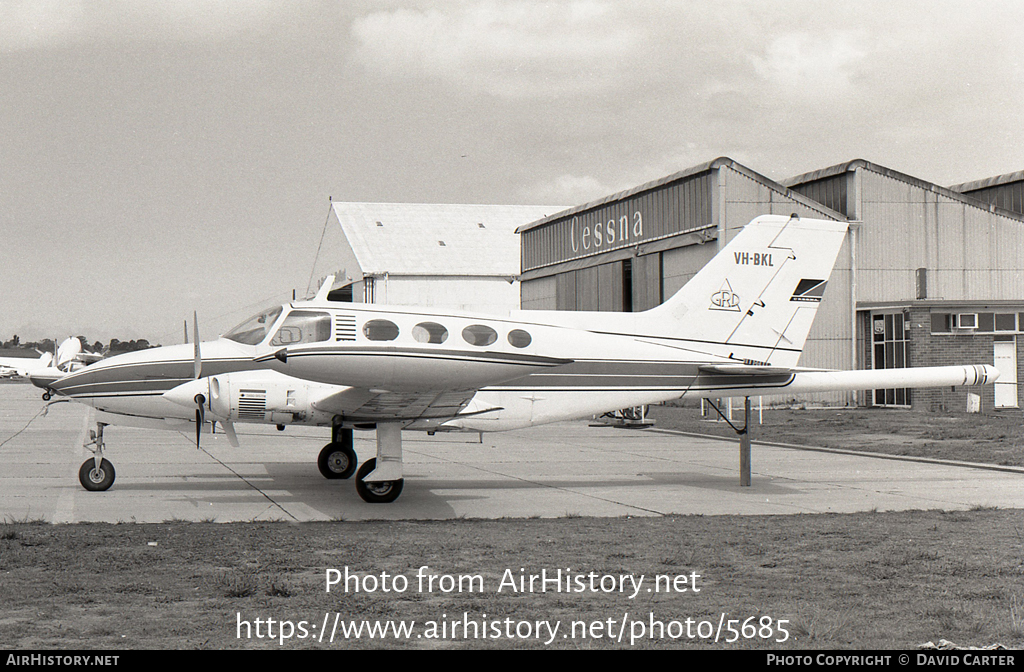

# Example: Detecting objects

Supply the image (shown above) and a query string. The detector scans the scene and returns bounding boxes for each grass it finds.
[4,388,1024,650]
[649,404,1024,466]
[2,511,1024,650]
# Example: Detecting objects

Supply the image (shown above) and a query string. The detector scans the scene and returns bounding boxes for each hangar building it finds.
[784,160,1024,411]
[312,202,564,315]
[517,158,1024,411]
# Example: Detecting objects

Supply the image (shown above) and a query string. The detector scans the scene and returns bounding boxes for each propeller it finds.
[189,312,239,449]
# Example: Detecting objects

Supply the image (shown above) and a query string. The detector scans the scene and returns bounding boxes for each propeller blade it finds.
[193,311,201,380]
[194,393,206,449]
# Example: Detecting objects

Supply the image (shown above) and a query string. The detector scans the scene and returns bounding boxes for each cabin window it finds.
[363,319,399,341]
[270,310,332,346]
[223,306,283,345]
[507,329,532,348]
[412,322,448,344]
[462,325,497,347]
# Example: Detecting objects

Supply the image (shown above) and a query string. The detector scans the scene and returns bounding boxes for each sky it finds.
[2,0,1022,345]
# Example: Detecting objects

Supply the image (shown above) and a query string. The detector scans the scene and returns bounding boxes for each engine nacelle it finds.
[205,370,336,425]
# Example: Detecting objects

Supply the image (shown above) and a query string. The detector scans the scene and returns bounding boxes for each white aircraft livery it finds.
[34,215,997,503]
[0,351,53,379]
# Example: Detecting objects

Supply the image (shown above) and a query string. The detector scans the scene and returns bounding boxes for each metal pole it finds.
[740,396,751,486]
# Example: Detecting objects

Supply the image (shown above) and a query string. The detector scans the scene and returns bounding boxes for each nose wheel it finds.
[79,458,115,491]
[79,422,115,491]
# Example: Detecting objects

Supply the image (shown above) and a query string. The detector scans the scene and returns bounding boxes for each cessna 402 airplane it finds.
[34,214,997,503]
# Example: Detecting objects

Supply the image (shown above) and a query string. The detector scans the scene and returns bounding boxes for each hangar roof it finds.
[515,156,845,233]
[948,170,1024,193]
[330,202,567,276]
[783,159,1024,222]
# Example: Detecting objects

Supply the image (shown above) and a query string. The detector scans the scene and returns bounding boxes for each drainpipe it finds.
[849,221,861,407]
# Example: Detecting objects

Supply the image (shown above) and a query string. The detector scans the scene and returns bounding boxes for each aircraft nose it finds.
[29,369,63,391]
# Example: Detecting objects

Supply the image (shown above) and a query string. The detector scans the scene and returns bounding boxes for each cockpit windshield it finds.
[222,306,283,345]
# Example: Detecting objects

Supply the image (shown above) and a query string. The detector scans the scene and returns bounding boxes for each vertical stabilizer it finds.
[640,215,848,367]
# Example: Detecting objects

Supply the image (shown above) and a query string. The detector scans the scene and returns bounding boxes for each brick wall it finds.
[860,307,1022,412]
[907,307,997,412]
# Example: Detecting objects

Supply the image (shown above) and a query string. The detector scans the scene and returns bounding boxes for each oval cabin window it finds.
[462,324,497,347]
[507,329,532,348]
[363,319,399,341]
[412,322,448,344]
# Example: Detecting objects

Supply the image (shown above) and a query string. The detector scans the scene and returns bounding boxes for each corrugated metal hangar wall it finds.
[785,160,1024,411]
[518,157,1024,409]
[518,158,851,404]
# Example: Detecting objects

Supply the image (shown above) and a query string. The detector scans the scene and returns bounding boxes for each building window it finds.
[363,319,399,341]
[872,313,910,407]
[931,311,1021,334]
[930,313,951,333]
[462,325,497,347]
[412,322,448,344]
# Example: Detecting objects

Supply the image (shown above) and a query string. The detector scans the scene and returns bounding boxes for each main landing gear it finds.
[79,422,115,491]
[317,424,358,480]
[317,422,405,504]
[73,419,407,504]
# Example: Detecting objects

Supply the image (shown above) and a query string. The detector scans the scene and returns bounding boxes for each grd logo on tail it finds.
[710,280,741,311]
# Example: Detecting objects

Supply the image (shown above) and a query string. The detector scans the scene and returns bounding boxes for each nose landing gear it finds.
[79,422,115,491]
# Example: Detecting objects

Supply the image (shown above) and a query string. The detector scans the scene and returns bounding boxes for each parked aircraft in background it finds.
[0,351,53,379]
[34,215,997,503]
[29,337,104,396]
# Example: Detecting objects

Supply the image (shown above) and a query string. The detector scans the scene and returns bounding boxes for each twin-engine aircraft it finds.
[34,215,997,503]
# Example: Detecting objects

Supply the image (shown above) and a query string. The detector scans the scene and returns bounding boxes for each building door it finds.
[871,312,911,407]
[993,338,1018,408]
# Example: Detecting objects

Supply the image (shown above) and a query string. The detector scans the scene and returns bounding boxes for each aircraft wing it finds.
[311,386,477,422]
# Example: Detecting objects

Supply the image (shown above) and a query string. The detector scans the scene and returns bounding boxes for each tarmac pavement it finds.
[1,382,1021,522]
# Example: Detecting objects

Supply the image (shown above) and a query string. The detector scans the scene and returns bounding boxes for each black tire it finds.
[317,442,357,480]
[79,458,115,491]
[354,458,404,504]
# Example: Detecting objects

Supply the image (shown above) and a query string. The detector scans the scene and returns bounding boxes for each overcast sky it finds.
[2,0,1022,344]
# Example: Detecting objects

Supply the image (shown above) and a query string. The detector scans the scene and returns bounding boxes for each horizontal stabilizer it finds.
[785,364,998,394]
[698,363,795,376]
[689,364,999,399]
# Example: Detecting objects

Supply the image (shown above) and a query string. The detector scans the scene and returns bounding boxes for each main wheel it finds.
[318,442,357,480]
[354,458,403,504]
[79,458,115,491]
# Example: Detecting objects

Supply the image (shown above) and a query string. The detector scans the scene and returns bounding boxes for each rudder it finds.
[640,214,849,367]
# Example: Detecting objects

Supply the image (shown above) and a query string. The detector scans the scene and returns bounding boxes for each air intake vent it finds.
[335,315,357,341]
[237,389,267,420]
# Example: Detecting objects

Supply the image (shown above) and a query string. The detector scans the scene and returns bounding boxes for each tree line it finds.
[2,335,157,354]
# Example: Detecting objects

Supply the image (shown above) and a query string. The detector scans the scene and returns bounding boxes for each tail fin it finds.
[641,214,848,367]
